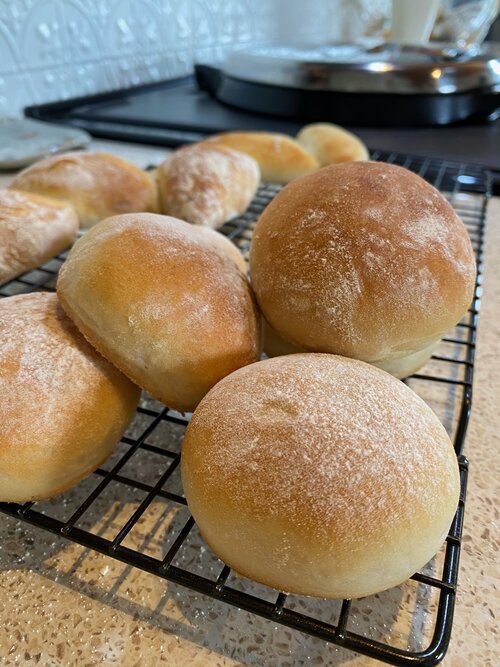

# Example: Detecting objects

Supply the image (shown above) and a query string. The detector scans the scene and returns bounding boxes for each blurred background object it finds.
[432,0,500,48]
[0,0,498,117]
[0,118,90,169]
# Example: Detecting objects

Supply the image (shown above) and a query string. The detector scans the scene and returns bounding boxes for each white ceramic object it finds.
[391,0,442,44]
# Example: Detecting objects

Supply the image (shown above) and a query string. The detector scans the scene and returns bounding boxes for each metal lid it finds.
[222,43,500,94]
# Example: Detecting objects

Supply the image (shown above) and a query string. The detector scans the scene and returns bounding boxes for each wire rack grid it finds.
[0,150,491,666]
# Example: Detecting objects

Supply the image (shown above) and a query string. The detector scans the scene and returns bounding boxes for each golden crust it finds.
[0,292,140,502]
[181,354,460,599]
[10,151,158,228]
[57,213,262,413]
[201,131,319,183]
[0,188,78,284]
[250,161,476,365]
[297,122,369,165]
[156,144,260,228]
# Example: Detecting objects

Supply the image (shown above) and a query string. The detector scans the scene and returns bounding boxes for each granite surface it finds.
[0,141,498,666]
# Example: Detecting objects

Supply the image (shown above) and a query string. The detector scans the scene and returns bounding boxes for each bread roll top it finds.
[297,122,369,165]
[182,353,460,598]
[156,143,259,228]
[0,292,140,501]
[57,213,261,412]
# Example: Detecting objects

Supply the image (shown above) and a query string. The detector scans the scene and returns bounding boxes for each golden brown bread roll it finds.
[0,189,78,285]
[181,354,460,599]
[10,151,158,228]
[57,213,262,413]
[297,122,369,165]
[0,292,140,502]
[156,144,259,229]
[201,131,319,183]
[250,162,476,377]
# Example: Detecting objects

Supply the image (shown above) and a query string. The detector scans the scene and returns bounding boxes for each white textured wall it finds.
[0,0,354,117]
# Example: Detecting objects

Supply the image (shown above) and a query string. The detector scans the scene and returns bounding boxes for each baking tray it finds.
[0,151,490,665]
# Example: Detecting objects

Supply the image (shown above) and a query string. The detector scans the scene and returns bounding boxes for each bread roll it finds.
[156,144,259,229]
[57,213,261,413]
[10,151,158,228]
[181,354,460,599]
[250,162,476,377]
[0,292,140,502]
[201,132,319,183]
[297,123,369,165]
[0,189,78,285]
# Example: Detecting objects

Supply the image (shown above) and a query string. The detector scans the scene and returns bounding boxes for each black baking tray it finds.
[0,150,490,665]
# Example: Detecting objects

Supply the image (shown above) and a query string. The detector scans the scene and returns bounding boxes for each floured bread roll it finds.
[201,131,319,183]
[0,292,140,502]
[10,151,158,228]
[0,189,78,284]
[297,123,369,165]
[156,144,259,229]
[57,213,261,412]
[250,161,476,378]
[181,354,460,599]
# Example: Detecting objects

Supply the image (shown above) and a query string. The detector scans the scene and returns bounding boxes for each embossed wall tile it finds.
[0,21,21,75]
[106,0,161,57]
[0,71,37,118]
[0,0,348,116]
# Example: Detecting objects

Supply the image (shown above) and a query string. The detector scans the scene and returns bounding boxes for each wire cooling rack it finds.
[0,151,490,666]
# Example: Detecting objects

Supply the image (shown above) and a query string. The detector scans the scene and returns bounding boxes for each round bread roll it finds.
[0,189,78,284]
[181,354,460,599]
[156,144,260,229]
[250,162,476,377]
[296,122,369,165]
[57,213,262,413]
[201,131,319,183]
[10,151,158,228]
[0,292,140,502]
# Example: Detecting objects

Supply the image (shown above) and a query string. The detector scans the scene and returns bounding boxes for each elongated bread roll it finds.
[10,151,158,228]
[0,189,78,285]
[181,354,460,599]
[297,123,369,165]
[201,131,319,183]
[57,213,261,413]
[156,144,259,228]
[0,292,140,502]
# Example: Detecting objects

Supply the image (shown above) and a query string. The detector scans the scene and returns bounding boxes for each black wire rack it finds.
[0,151,491,666]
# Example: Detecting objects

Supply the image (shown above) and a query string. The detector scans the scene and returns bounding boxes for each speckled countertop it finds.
[0,140,498,666]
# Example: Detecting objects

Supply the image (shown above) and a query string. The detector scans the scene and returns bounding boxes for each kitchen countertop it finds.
[0,140,498,666]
